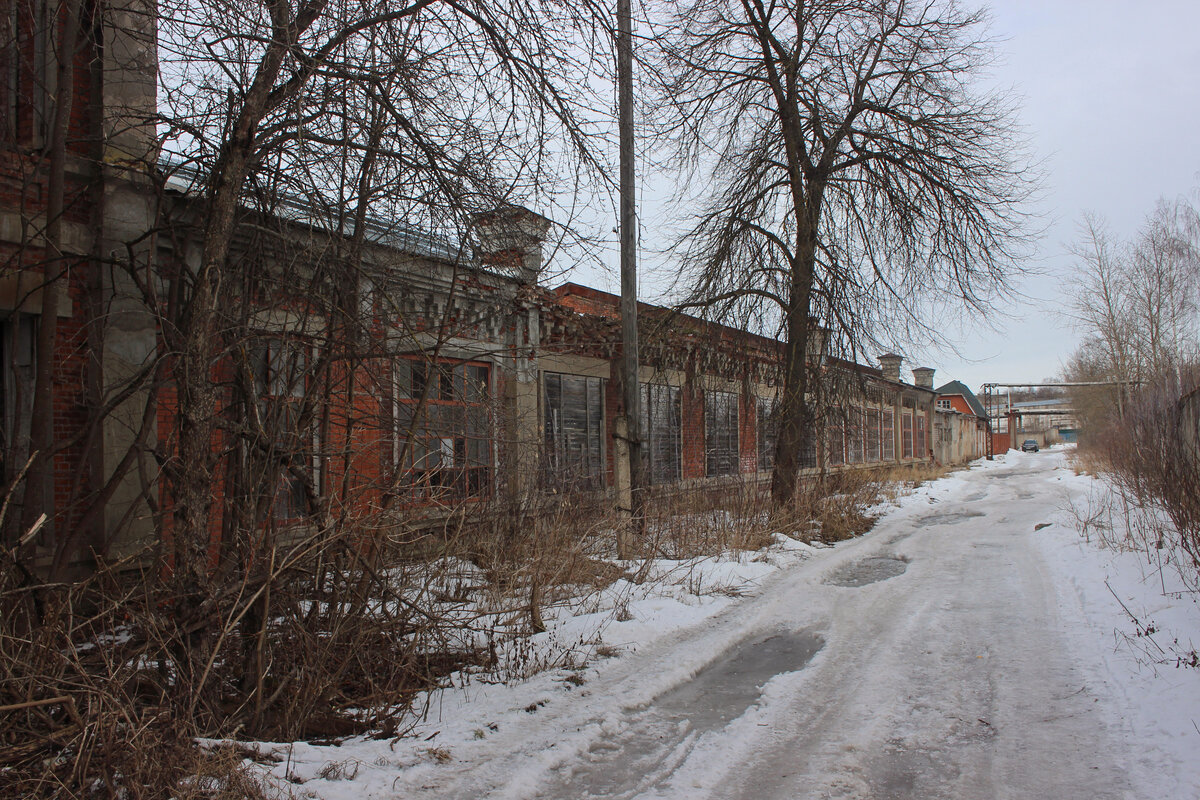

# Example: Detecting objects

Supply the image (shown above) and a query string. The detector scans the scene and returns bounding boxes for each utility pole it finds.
[617,0,642,555]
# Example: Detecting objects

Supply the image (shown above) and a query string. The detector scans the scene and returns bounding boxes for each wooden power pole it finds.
[617,0,643,554]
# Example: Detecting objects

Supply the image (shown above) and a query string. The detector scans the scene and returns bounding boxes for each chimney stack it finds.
[474,206,552,284]
[912,366,935,390]
[878,353,903,382]
[806,322,829,361]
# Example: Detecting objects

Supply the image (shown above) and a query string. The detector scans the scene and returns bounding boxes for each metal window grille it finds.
[704,390,739,477]
[642,383,681,484]
[756,395,777,471]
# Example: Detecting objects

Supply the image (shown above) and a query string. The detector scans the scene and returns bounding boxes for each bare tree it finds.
[1066,214,1138,399]
[1066,199,1200,386]
[142,0,611,684]
[646,0,1036,505]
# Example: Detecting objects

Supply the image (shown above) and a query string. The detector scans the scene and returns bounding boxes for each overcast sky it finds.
[560,0,1200,395]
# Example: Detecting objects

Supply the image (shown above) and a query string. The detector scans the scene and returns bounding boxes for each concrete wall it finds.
[933,410,986,465]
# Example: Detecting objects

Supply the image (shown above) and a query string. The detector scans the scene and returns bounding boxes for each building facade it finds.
[3,3,962,577]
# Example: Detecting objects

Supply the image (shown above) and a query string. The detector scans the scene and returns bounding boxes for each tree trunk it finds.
[170,24,296,718]
[770,243,815,507]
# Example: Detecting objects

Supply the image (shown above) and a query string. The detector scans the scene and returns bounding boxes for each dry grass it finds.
[0,457,943,796]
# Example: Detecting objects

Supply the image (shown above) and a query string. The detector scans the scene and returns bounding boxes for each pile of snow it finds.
[1030,449,1200,793]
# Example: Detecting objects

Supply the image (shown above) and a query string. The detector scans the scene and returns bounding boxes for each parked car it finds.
[1021,439,1039,452]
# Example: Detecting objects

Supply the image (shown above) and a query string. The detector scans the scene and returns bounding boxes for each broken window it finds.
[901,410,914,459]
[395,357,492,502]
[704,390,739,477]
[252,339,317,521]
[543,372,604,491]
[642,383,681,484]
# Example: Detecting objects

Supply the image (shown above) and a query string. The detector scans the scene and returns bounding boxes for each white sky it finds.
[558,0,1200,395]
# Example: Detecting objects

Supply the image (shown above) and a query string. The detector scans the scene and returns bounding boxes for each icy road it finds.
[527,452,1137,799]
[287,450,1198,799]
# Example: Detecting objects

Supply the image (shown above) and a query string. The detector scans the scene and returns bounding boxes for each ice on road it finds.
[533,453,1139,799]
[279,451,1198,799]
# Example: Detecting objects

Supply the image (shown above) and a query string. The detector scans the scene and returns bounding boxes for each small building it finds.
[934,380,990,463]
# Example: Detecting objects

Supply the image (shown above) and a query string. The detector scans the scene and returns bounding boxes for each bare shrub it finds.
[0,561,289,798]
[638,483,777,560]
[1090,369,1200,591]
[0,505,504,795]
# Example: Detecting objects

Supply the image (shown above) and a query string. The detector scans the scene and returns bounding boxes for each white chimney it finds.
[878,353,903,382]
[912,366,935,390]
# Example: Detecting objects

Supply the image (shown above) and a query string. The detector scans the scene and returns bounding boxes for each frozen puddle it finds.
[916,510,984,527]
[824,556,908,587]
[539,631,823,798]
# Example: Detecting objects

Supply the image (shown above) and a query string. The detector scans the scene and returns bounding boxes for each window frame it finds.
[827,408,845,467]
[642,382,682,485]
[251,337,320,522]
[846,406,864,465]
[394,356,494,503]
[542,371,606,491]
[864,407,881,463]
[901,410,914,459]
[704,389,739,478]
[756,394,777,472]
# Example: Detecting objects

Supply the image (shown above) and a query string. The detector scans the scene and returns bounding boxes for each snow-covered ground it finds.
[246,449,1200,799]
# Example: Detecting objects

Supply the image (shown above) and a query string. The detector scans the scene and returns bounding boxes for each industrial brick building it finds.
[2,2,959,577]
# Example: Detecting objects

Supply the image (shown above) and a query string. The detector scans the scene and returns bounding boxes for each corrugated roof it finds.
[159,158,469,264]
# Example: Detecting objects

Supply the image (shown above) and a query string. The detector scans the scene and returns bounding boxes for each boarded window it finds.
[864,407,881,463]
[902,411,914,459]
[881,407,895,461]
[396,358,492,501]
[543,372,604,490]
[705,390,739,477]
[915,412,927,458]
[756,395,777,471]
[642,383,681,484]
